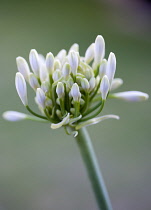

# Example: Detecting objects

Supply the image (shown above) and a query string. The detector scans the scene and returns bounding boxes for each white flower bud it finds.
[29,49,40,77]
[110,78,123,91]
[36,88,46,109]
[71,83,81,101]
[85,43,94,64]
[81,78,90,91]
[100,75,110,100]
[45,97,52,107]
[16,57,30,80]
[111,91,149,102]
[15,72,28,106]
[94,35,105,65]
[41,81,50,93]
[89,77,96,91]
[57,49,66,63]
[99,59,107,79]
[56,82,65,98]
[2,111,27,121]
[85,68,94,80]
[68,50,79,75]
[62,62,71,79]
[52,69,62,81]
[29,73,40,90]
[54,59,61,70]
[46,52,54,74]
[69,43,79,53]
[40,63,48,82]
[106,52,116,86]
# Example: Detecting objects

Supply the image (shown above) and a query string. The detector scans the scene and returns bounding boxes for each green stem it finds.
[75,127,112,210]
[26,106,47,120]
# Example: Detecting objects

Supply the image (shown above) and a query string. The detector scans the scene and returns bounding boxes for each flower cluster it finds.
[3,35,149,136]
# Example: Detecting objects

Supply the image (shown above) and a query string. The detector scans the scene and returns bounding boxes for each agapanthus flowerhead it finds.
[3,35,149,136]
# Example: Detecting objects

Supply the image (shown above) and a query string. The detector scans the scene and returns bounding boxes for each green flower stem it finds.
[26,106,47,120]
[80,101,105,122]
[82,101,102,117]
[75,127,112,210]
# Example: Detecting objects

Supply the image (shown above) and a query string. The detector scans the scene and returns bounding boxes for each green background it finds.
[0,0,151,209]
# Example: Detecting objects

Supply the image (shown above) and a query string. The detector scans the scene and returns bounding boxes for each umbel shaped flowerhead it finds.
[3,35,149,136]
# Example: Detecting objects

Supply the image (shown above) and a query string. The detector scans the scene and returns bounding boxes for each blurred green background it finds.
[0,0,151,209]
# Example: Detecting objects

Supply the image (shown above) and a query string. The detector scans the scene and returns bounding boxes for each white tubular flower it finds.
[54,59,61,70]
[71,83,81,101]
[69,43,79,53]
[100,75,110,100]
[81,78,90,91]
[52,69,62,82]
[94,35,105,66]
[41,81,50,93]
[2,111,27,121]
[111,91,149,102]
[62,62,71,79]
[15,72,28,106]
[68,50,79,75]
[89,77,96,91]
[36,88,46,109]
[40,64,48,82]
[106,52,116,86]
[99,59,107,79]
[110,78,123,91]
[85,43,94,64]
[46,52,54,74]
[29,49,40,77]
[56,82,65,98]
[29,73,40,90]
[57,49,67,63]
[16,57,30,80]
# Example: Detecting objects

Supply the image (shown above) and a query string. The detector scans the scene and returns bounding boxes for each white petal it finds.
[29,73,40,90]
[71,83,81,101]
[106,52,116,85]
[100,75,110,100]
[16,57,30,80]
[110,78,123,91]
[51,113,70,129]
[94,35,105,65]
[76,115,120,130]
[29,49,40,76]
[15,72,28,106]
[111,91,149,102]
[85,43,94,64]
[36,88,46,108]
[2,111,27,121]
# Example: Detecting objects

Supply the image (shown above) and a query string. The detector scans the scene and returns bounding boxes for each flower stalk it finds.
[75,127,112,210]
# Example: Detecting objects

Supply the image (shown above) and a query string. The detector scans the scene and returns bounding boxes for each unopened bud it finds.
[41,81,50,93]
[54,59,61,70]
[36,88,46,109]
[81,78,90,91]
[99,59,107,79]
[69,43,79,53]
[71,83,81,101]
[110,78,123,91]
[106,52,116,85]
[85,43,94,64]
[29,49,40,77]
[100,75,110,100]
[94,35,105,65]
[62,62,71,79]
[57,49,66,63]
[89,77,96,91]
[2,111,27,122]
[52,69,62,82]
[56,82,65,98]
[46,52,54,74]
[111,91,149,102]
[29,73,40,90]
[16,57,30,80]
[68,51,79,75]
[15,72,28,106]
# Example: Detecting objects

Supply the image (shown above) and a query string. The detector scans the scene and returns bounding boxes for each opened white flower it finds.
[3,35,149,135]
